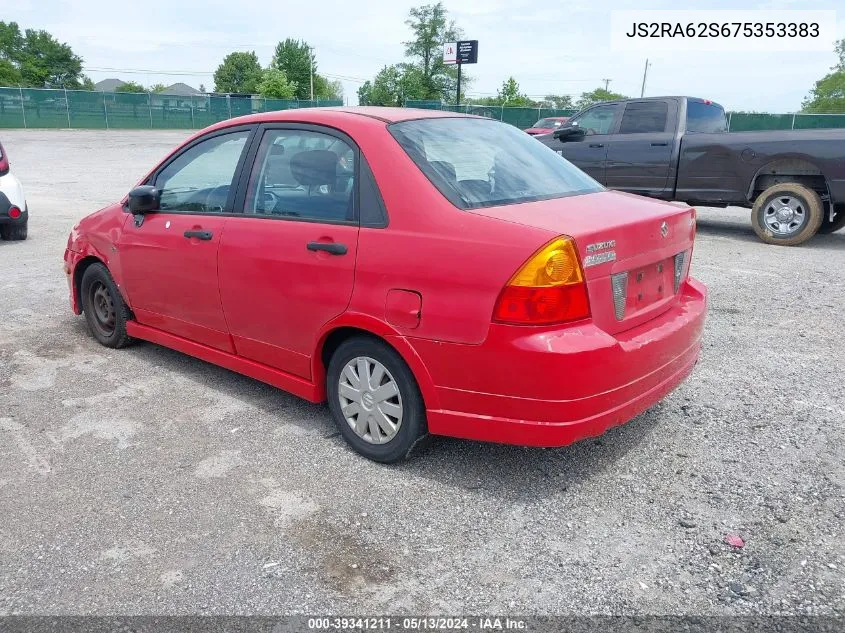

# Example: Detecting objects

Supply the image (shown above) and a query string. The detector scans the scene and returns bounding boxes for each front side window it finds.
[243,129,356,222]
[618,101,668,134]
[155,130,250,212]
[572,104,619,135]
[390,117,602,210]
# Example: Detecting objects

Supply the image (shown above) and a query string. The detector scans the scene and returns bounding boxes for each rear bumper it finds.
[412,278,707,447]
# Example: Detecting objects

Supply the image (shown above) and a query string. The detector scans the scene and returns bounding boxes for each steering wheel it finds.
[203,185,230,212]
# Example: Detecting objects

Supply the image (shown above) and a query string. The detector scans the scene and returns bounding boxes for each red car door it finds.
[218,126,361,379]
[118,127,253,352]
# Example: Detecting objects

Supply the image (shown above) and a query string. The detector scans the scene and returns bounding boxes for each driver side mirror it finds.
[128,185,160,214]
[553,123,585,141]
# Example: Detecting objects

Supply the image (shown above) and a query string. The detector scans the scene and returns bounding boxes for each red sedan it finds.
[64,107,707,462]
[524,116,570,136]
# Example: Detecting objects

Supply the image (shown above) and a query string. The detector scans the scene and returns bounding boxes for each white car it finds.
[0,140,28,240]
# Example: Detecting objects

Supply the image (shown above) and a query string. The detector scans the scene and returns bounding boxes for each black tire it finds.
[0,220,27,241]
[751,183,823,246]
[80,263,133,348]
[818,204,845,234]
[327,336,427,463]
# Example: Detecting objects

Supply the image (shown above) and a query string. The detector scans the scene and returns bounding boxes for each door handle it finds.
[651,142,668,146]
[307,241,347,255]
[183,230,213,240]
[589,143,604,148]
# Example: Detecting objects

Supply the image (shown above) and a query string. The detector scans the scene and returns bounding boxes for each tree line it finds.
[1,15,843,114]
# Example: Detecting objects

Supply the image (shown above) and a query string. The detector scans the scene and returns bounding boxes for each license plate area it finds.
[626,257,673,316]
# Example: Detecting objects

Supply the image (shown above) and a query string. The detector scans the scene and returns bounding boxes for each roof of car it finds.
[225,106,477,126]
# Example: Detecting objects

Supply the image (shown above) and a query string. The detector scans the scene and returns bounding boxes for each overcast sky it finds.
[4,0,843,111]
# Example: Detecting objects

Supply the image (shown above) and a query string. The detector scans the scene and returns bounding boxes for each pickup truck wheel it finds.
[751,183,823,246]
[818,204,845,234]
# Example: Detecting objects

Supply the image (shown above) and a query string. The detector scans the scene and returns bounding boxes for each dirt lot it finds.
[0,129,843,615]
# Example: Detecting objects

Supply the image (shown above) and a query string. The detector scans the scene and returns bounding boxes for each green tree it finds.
[257,68,297,99]
[80,75,95,91]
[0,23,84,87]
[313,74,343,101]
[358,64,426,106]
[149,83,167,93]
[0,22,24,64]
[404,2,463,101]
[575,87,627,110]
[495,76,536,106]
[271,39,313,99]
[802,38,845,113]
[542,94,574,110]
[0,58,21,85]
[18,28,84,87]
[115,81,147,93]
[357,80,373,105]
[213,51,262,94]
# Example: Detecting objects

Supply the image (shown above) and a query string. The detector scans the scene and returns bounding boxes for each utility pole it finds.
[456,62,462,107]
[602,78,611,91]
[309,46,314,102]
[640,59,650,98]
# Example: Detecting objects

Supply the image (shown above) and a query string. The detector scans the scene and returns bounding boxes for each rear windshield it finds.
[533,118,563,129]
[389,117,602,209]
[686,101,727,133]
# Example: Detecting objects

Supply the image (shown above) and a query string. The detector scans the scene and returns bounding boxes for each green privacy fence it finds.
[727,111,845,131]
[406,100,577,129]
[406,99,845,132]
[0,87,342,129]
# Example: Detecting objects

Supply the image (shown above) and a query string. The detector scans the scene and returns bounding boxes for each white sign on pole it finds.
[443,42,457,64]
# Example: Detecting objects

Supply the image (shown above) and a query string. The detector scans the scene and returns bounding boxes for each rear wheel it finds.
[0,220,27,240]
[80,263,133,348]
[326,336,427,463]
[818,204,845,234]
[751,183,823,246]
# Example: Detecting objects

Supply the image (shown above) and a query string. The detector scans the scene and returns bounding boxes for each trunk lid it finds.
[475,190,696,335]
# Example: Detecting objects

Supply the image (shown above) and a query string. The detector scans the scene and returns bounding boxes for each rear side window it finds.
[389,117,602,210]
[686,101,727,133]
[618,101,668,134]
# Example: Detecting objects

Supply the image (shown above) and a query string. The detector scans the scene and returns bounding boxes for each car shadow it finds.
[68,316,660,498]
[398,405,666,501]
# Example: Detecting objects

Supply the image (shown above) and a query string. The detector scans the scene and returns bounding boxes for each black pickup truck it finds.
[537,96,845,246]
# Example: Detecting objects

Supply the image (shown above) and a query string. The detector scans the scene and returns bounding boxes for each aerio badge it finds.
[660,221,669,238]
[584,239,617,268]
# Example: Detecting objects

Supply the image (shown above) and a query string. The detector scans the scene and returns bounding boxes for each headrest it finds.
[268,143,285,157]
[290,150,337,187]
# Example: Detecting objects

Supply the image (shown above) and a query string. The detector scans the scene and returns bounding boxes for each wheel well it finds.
[750,158,827,201]
[73,256,103,311]
[320,327,382,370]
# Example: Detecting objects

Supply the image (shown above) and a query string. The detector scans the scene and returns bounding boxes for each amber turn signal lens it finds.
[493,236,590,325]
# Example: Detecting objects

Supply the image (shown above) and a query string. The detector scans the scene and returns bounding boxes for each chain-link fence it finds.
[0,87,342,129]
[406,99,845,132]
[4,88,845,132]
[406,100,577,129]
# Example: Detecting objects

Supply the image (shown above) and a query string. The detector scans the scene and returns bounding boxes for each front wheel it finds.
[326,336,427,463]
[80,263,133,348]
[751,183,823,246]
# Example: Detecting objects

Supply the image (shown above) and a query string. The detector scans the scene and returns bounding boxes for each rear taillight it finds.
[0,142,8,176]
[8,206,21,219]
[493,236,590,326]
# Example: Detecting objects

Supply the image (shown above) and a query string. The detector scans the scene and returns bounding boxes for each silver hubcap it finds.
[338,357,403,444]
[764,196,806,235]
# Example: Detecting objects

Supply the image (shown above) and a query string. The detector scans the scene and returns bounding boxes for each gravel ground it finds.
[0,129,843,616]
